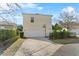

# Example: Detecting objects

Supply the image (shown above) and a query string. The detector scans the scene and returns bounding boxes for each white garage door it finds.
[24,28,45,37]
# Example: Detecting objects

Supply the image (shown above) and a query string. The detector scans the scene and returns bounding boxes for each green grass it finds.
[1,38,24,56]
[52,38,79,44]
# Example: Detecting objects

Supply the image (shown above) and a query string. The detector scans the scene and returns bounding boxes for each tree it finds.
[17,25,23,31]
[59,7,79,29]
[0,3,21,23]
[52,23,62,31]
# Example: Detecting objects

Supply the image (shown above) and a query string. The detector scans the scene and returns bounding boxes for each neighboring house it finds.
[23,13,52,37]
[60,22,79,35]
[0,21,17,30]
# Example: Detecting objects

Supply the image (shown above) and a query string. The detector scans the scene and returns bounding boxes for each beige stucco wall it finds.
[23,14,52,37]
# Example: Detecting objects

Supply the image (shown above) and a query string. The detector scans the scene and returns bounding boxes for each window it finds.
[31,17,34,23]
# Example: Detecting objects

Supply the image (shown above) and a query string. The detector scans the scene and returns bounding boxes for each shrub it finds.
[49,32,53,39]
[62,30,71,38]
[20,32,24,38]
[49,30,71,39]
[52,24,62,31]
[0,30,17,42]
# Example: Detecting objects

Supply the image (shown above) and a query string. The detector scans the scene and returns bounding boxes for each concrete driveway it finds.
[15,38,63,56]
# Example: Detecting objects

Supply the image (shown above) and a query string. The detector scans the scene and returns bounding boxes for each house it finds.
[0,21,17,30]
[23,13,52,37]
[60,22,79,36]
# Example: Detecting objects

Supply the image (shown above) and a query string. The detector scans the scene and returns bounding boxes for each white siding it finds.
[23,14,52,37]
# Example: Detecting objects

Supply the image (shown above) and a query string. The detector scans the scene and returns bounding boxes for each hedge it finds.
[49,30,71,39]
[0,29,17,42]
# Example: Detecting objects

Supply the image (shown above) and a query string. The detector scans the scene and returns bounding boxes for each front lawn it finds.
[52,38,79,44]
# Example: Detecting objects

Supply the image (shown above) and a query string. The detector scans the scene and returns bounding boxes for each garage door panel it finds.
[24,29,44,37]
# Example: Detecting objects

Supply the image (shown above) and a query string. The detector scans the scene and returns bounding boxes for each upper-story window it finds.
[30,17,34,23]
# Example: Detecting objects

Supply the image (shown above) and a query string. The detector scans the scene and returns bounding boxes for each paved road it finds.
[15,38,63,56]
[53,44,79,56]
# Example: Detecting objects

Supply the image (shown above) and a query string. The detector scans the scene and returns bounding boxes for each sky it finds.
[0,3,79,25]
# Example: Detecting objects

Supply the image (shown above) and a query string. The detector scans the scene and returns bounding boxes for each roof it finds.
[22,13,52,17]
[0,21,17,26]
[61,22,79,26]
[61,22,79,29]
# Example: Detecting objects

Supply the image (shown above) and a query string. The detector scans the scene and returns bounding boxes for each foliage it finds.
[17,25,24,38]
[17,25,23,31]
[20,32,24,38]
[50,23,72,39]
[49,29,71,39]
[0,29,17,42]
[16,25,23,37]
[58,7,79,29]
[52,23,62,31]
